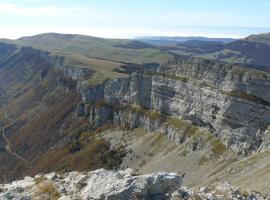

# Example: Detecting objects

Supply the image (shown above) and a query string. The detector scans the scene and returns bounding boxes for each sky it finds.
[0,0,270,39]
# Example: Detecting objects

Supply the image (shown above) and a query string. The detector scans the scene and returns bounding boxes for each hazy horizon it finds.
[2,27,270,40]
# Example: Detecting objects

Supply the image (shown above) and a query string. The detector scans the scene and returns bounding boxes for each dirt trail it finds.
[1,110,31,169]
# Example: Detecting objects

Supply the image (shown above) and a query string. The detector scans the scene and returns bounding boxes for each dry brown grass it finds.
[33,180,60,200]
[34,176,48,184]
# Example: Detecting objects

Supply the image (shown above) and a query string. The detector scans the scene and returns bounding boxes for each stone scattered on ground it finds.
[172,182,267,200]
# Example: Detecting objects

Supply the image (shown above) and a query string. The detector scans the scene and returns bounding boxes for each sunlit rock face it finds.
[79,57,270,155]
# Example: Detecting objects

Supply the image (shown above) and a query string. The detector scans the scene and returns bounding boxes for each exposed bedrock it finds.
[78,58,270,156]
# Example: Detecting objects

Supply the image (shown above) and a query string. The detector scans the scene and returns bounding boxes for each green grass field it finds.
[0,33,174,85]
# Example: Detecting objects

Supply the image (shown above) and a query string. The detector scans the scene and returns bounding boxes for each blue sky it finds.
[1,0,270,39]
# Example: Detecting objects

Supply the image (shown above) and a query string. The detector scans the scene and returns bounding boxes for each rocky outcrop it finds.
[0,169,183,200]
[0,43,93,83]
[0,169,267,200]
[78,57,270,155]
[21,46,94,81]
[0,43,97,183]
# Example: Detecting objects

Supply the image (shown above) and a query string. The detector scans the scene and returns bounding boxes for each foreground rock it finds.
[0,169,267,200]
[0,169,182,200]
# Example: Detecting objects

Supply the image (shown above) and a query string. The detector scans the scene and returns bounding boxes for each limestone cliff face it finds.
[22,46,93,81]
[0,43,93,83]
[79,57,270,155]
[2,42,269,155]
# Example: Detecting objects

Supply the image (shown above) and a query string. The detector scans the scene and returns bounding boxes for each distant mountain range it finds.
[137,33,270,72]
[136,36,236,46]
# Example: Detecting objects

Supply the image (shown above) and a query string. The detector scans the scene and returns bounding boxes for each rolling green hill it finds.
[244,32,270,45]
[2,32,270,74]
[0,33,175,85]
[1,32,269,81]
[1,33,173,65]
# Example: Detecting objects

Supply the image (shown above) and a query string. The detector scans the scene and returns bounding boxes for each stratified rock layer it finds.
[79,57,270,155]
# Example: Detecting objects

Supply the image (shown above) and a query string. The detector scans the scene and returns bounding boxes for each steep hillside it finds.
[0,43,126,183]
[223,39,270,67]
[75,56,270,193]
[79,56,270,155]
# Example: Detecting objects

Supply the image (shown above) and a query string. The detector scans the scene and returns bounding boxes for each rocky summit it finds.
[0,169,267,200]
